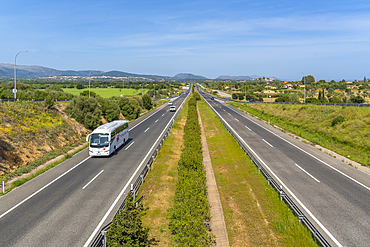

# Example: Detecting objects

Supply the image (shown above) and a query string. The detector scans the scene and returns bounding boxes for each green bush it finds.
[193,92,201,100]
[332,115,346,127]
[305,97,320,103]
[142,94,153,110]
[107,193,150,247]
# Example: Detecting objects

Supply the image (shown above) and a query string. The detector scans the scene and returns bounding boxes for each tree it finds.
[349,95,365,103]
[238,93,244,100]
[302,75,315,84]
[119,98,141,120]
[65,96,102,129]
[97,97,120,122]
[44,95,55,109]
[76,84,84,90]
[232,93,238,100]
[329,96,343,103]
[142,94,152,110]
[79,90,97,97]
[106,193,150,247]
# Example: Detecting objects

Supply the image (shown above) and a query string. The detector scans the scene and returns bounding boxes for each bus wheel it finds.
[114,146,117,154]
[123,139,126,145]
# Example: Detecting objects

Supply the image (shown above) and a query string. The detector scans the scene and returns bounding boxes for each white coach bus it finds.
[86,120,129,156]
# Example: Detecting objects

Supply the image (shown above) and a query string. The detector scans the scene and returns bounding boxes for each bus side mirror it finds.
[86,134,91,142]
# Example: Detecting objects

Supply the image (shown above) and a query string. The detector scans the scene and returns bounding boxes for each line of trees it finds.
[65,94,153,129]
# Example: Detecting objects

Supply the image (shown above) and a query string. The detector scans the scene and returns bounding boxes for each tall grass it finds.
[198,100,318,246]
[231,103,370,166]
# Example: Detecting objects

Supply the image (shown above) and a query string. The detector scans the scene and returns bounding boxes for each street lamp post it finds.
[298,71,306,103]
[14,51,27,99]
[121,81,124,98]
[88,70,95,98]
[245,83,246,100]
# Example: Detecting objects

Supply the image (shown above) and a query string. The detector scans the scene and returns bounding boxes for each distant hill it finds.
[0,63,276,81]
[216,75,258,80]
[172,73,207,80]
[0,63,104,78]
[101,70,170,80]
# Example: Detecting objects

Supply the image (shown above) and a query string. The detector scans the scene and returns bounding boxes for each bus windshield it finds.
[90,133,110,148]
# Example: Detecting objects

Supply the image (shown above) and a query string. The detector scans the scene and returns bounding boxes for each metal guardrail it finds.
[0,98,71,102]
[200,90,331,247]
[89,91,189,247]
[199,89,370,107]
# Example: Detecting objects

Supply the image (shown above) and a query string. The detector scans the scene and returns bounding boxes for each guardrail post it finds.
[131,184,136,201]
[140,174,144,184]
[298,215,304,224]
[258,166,260,173]
[267,177,271,185]
[279,186,284,201]
[102,230,107,247]
[147,163,150,171]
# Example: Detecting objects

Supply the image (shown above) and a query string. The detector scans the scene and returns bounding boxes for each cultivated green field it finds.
[61,88,148,98]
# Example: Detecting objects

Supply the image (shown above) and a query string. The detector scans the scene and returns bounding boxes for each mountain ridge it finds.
[0,63,264,80]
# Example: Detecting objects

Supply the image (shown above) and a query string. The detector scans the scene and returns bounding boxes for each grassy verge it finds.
[198,99,318,246]
[1,138,87,195]
[229,102,370,166]
[136,99,188,246]
[0,99,168,195]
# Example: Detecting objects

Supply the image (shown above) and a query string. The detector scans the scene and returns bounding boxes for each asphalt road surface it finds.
[0,92,188,247]
[198,86,370,247]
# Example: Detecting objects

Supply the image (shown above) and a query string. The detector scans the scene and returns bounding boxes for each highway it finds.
[198,87,370,247]
[0,92,188,247]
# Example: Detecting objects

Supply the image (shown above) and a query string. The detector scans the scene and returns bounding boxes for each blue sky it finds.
[1,0,370,80]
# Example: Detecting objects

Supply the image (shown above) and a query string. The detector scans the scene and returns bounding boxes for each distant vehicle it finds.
[202,92,205,94]
[211,97,214,100]
[168,101,173,105]
[170,106,176,112]
[86,120,129,156]
[250,99,255,102]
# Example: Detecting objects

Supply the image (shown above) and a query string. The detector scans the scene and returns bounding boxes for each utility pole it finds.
[298,71,306,103]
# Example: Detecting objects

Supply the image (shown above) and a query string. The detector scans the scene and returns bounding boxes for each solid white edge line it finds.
[295,164,320,183]
[82,170,104,190]
[205,98,343,247]
[262,139,273,148]
[144,127,150,132]
[0,156,91,220]
[125,141,135,150]
[83,92,188,247]
[224,103,370,192]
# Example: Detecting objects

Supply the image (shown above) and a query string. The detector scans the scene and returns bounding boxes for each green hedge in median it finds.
[168,94,214,246]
